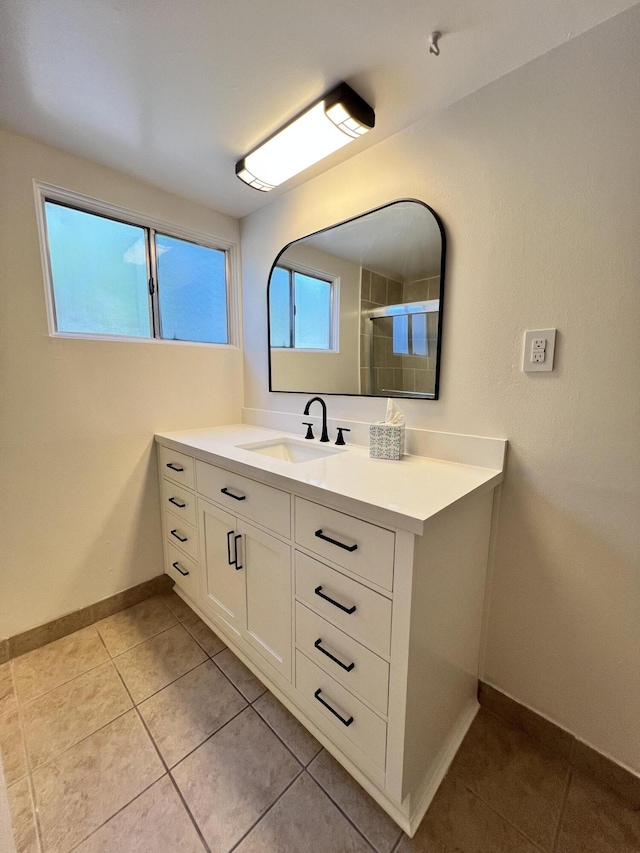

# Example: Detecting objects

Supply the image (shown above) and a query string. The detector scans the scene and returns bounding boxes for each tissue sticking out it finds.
[369,399,406,460]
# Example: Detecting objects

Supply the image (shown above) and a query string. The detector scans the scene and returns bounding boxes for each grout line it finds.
[551,767,572,853]
[124,655,209,707]
[99,614,180,659]
[250,695,315,770]
[302,770,379,852]
[165,704,250,770]
[166,771,213,853]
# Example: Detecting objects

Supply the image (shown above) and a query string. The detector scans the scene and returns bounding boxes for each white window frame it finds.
[33,180,241,348]
[270,260,340,353]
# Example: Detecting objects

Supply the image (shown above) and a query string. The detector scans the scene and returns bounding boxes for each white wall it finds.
[241,8,640,773]
[0,130,244,637]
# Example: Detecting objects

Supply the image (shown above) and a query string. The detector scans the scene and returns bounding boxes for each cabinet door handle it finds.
[221,487,246,501]
[227,530,236,566]
[314,689,353,727]
[168,497,186,508]
[172,561,189,577]
[170,529,188,543]
[166,463,184,472]
[315,529,358,552]
[314,639,355,672]
[234,534,243,570]
[314,585,356,615]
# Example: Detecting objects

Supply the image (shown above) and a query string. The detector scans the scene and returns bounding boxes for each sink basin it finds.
[237,437,346,464]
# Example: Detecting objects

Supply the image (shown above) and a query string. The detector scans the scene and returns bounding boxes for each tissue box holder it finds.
[369,423,405,460]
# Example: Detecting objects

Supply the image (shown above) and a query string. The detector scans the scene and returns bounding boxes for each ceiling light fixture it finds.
[235,82,375,192]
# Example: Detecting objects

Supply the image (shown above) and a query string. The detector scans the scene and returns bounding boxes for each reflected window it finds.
[269,266,334,350]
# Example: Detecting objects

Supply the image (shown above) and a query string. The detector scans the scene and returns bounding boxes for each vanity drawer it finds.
[294,497,394,590]
[296,650,386,770]
[196,460,290,538]
[296,602,389,716]
[295,552,392,658]
[165,511,199,562]
[161,478,196,527]
[165,542,199,600]
[158,445,195,490]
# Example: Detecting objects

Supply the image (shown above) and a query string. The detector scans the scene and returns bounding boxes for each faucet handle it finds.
[335,427,351,446]
[302,422,315,440]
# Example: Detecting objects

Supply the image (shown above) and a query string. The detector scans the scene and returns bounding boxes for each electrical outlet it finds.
[523,329,556,373]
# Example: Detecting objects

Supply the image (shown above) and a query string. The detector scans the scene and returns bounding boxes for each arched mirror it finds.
[267,199,445,399]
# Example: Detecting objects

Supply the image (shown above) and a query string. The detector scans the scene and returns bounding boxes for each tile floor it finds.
[1,592,638,852]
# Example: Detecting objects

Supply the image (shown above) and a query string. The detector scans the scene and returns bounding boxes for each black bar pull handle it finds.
[170,529,188,543]
[314,585,356,615]
[172,561,189,577]
[234,534,243,570]
[315,529,358,553]
[166,462,184,472]
[314,639,355,672]
[221,487,246,502]
[168,497,186,508]
[314,689,353,727]
[227,530,236,566]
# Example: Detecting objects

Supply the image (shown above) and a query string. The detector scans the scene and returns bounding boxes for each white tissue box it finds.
[369,423,405,460]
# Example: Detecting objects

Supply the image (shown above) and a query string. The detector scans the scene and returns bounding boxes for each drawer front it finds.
[196,460,290,538]
[161,478,196,527]
[295,552,392,658]
[296,602,389,716]
[296,650,386,770]
[165,542,199,600]
[158,445,195,490]
[165,511,199,561]
[294,497,394,590]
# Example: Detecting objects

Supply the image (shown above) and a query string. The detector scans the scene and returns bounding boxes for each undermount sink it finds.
[237,437,346,464]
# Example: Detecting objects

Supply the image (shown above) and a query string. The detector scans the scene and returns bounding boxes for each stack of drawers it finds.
[293,497,395,772]
[158,446,200,600]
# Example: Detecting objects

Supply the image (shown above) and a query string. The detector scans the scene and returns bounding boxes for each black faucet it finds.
[303,396,329,443]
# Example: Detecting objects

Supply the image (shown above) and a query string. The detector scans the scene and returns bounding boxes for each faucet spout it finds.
[303,397,330,443]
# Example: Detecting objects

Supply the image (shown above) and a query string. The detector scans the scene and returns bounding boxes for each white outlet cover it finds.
[523,329,556,373]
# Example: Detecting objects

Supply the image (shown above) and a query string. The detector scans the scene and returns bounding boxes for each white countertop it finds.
[155,424,504,535]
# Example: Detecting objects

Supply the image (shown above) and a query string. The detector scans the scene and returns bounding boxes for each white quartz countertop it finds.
[155,424,504,535]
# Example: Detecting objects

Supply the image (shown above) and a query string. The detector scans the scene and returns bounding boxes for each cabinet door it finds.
[239,520,292,681]
[200,499,244,636]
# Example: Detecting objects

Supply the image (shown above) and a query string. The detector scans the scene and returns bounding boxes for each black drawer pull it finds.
[170,529,188,543]
[221,487,246,501]
[172,561,189,577]
[227,530,236,566]
[168,497,186,508]
[314,689,353,727]
[314,585,356,615]
[315,529,357,552]
[314,639,355,672]
[234,534,243,570]
[166,463,184,472]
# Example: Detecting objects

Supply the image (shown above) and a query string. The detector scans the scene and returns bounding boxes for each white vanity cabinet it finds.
[155,427,504,836]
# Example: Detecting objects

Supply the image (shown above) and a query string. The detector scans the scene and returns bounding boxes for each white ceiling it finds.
[0,0,636,219]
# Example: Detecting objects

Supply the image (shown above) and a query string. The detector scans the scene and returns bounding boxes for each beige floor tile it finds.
[234,773,372,853]
[172,707,301,853]
[571,740,640,810]
[254,691,321,765]
[114,624,207,704]
[139,660,246,767]
[96,597,176,656]
[21,661,132,769]
[556,771,640,853]
[183,613,227,656]
[0,708,27,785]
[12,627,109,704]
[450,708,568,849]
[7,777,39,853]
[33,709,163,853]
[397,775,540,853]
[158,591,195,622]
[309,749,401,852]
[73,776,205,852]
[213,648,266,702]
[0,663,17,714]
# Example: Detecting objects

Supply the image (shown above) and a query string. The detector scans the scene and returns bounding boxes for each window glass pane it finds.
[392,315,409,354]
[294,273,331,349]
[156,234,228,343]
[411,313,428,356]
[44,202,151,337]
[269,266,291,347]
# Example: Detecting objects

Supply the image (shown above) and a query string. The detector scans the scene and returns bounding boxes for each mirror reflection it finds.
[268,199,445,399]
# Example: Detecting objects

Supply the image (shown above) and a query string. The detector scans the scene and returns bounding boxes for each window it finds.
[269,265,335,350]
[37,186,236,345]
[391,313,429,357]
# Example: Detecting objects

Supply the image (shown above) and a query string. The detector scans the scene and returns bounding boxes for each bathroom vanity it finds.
[154,422,505,835]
